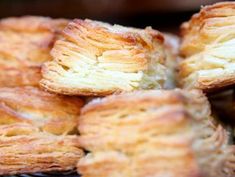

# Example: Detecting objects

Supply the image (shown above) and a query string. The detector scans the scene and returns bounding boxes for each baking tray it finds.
[5,171,80,177]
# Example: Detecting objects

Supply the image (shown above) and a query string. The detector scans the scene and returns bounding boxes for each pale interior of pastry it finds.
[40,19,167,95]
[180,34,235,90]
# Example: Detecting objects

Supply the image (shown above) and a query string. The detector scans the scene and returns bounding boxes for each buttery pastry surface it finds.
[0,16,68,87]
[40,19,167,96]
[0,86,83,135]
[179,2,235,91]
[0,123,84,175]
[77,89,235,177]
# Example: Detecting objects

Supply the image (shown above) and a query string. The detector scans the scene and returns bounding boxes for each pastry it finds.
[0,123,84,175]
[0,16,68,87]
[179,2,235,91]
[40,19,167,96]
[77,89,235,177]
[0,86,83,135]
[0,86,84,175]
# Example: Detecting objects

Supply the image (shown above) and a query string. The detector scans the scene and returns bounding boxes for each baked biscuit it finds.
[40,19,167,96]
[0,86,83,135]
[77,89,235,177]
[179,2,235,91]
[0,123,84,175]
[0,16,68,87]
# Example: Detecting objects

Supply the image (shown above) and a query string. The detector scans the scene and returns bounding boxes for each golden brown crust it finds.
[179,2,235,91]
[40,19,167,96]
[180,1,235,57]
[0,86,84,135]
[0,123,83,175]
[77,89,234,177]
[0,16,69,87]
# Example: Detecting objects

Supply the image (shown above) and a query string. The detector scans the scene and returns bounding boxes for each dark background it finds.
[0,0,231,34]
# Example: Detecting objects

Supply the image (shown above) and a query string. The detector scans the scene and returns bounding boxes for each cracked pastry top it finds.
[0,16,68,87]
[0,86,83,135]
[179,2,235,91]
[40,19,167,96]
[77,89,235,177]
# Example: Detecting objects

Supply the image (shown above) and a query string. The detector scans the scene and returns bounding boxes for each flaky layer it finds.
[180,2,235,57]
[0,16,68,87]
[0,87,83,135]
[179,37,235,91]
[179,2,235,91]
[40,19,167,96]
[77,89,235,177]
[0,123,83,175]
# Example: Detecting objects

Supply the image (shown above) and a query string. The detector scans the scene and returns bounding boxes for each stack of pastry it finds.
[1,2,235,177]
[0,16,84,175]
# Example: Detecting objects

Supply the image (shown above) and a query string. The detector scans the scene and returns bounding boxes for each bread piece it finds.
[0,16,68,87]
[0,123,84,175]
[77,89,235,177]
[40,19,167,96]
[0,86,83,135]
[179,2,235,91]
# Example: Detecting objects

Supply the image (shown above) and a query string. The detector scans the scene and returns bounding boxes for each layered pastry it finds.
[0,86,84,175]
[179,2,235,91]
[0,86,83,135]
[0,123,84,175]
[0,16,68,87]
[77,89,235,177]
[40,19,167,96]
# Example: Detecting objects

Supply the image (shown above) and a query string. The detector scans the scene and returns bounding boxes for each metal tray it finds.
[5,171,80,177]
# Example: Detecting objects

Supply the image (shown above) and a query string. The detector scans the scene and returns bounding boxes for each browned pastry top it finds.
[0,16,69,87]
[180,1,235,57]
[0,86,83,135]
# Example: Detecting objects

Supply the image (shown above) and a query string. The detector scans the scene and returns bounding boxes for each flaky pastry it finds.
[40,19,167,96]
[0,16,68,87]
[77,89,235,177]
[0,123,83,175]
[0,86,83,135]
[179,2,235,91]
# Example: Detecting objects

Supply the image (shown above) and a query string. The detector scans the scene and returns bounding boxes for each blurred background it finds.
[0,0,232,33]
